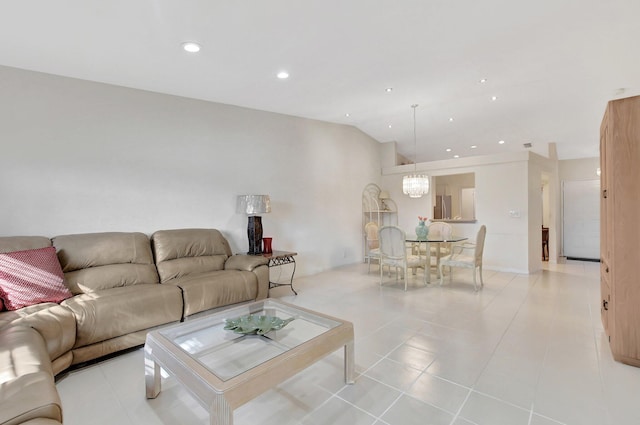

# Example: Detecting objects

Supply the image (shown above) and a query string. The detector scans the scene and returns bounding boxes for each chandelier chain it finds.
[412,104,418,170]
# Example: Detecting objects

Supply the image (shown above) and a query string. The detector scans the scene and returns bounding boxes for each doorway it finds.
[541,174,550,261]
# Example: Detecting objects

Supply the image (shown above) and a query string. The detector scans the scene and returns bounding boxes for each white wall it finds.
[542,179,550,227]
[528,158,544,270]
[480,159,531,273]
[0,65,382,277]
[559,157,600,181]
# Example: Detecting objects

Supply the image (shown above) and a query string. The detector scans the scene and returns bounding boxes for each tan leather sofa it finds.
[0,229,269,425]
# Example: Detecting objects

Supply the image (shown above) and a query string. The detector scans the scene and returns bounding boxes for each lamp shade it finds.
[237,195,271,215]
[403,174,430,198]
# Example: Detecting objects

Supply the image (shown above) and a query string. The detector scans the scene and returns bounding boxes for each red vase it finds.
[263,237,273,254]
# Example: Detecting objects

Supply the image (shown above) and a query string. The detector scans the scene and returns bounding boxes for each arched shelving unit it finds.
[362,183,398,262]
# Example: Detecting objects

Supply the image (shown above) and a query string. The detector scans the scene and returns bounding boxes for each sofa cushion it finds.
[0,236,51,254]
[168,270,258,317]
[152,229,232,283]
[53,232,159,294]
[0,247,72,311]
[61,284,182,348]
[0,325,53,380]
[19,419,62,425]
[62,263,160,294]
[0,303,76,372]
[0,371,62,425]
[0,326,61,425]
[18,419,62,425]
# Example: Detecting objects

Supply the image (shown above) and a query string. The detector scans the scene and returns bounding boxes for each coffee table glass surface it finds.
[158,299,341,381]
[145,299,354,425]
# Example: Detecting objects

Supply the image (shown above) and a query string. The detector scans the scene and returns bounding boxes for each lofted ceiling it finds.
[1,0,639,162]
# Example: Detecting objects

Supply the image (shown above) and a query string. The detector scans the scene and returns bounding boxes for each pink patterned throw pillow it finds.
[0,246,72,311]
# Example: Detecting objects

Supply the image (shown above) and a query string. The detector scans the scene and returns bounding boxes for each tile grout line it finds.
[448,271,540,424]
[98,361,136,424]
[588,276,614,425]
[528,269,568,425]
[351,328,460,423]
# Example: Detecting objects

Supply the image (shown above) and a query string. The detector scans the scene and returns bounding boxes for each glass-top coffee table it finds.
[144,299,355,425]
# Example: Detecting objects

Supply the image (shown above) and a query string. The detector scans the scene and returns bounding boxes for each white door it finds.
[562,179,600,260]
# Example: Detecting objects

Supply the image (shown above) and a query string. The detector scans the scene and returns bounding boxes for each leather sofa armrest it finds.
[225,254,269,272]
[0,371,62,425]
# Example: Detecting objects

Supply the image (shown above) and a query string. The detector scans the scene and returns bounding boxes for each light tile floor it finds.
[56,261,640,425]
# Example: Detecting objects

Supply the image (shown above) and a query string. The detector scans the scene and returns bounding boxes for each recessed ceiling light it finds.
[471,145,477,149]
[385,87,393,92]
[453,155,460,158]
[446,148,452,152]
[388,124,392,128]
[277,71,290,79]
[449,117,454,122]
[491,96,498,101]
[498,140,505,144]
[345,113,350,117]
[479,78,487,83]
[182,42,201,53]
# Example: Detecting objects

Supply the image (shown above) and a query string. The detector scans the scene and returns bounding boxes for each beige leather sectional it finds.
[0,228,269,425]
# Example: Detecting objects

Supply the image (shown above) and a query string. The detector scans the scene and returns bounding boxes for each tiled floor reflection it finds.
[56,261,640,425]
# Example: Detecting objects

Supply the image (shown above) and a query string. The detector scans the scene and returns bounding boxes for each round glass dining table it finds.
[405,234,468,283]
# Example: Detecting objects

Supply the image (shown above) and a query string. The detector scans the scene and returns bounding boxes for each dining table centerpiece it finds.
[416,216,429,240]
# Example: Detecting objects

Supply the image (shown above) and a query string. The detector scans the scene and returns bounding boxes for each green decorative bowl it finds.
[224,314,295,335]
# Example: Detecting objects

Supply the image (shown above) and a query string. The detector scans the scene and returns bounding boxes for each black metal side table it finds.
[263,250,298,295]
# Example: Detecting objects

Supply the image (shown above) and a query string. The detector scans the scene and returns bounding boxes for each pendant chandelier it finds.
[403,104,429,198]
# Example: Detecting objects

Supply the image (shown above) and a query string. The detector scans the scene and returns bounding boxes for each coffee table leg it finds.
[211,395,233,425]
[144,349,161,398]
[344,341,355,384]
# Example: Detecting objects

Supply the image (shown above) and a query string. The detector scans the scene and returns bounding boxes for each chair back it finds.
[474,225,487,263]
[379,226,407,260]
[428,222,452,239]
[364,222,379,249]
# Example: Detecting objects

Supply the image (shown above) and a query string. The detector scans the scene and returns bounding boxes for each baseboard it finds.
[482,265,530,274]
